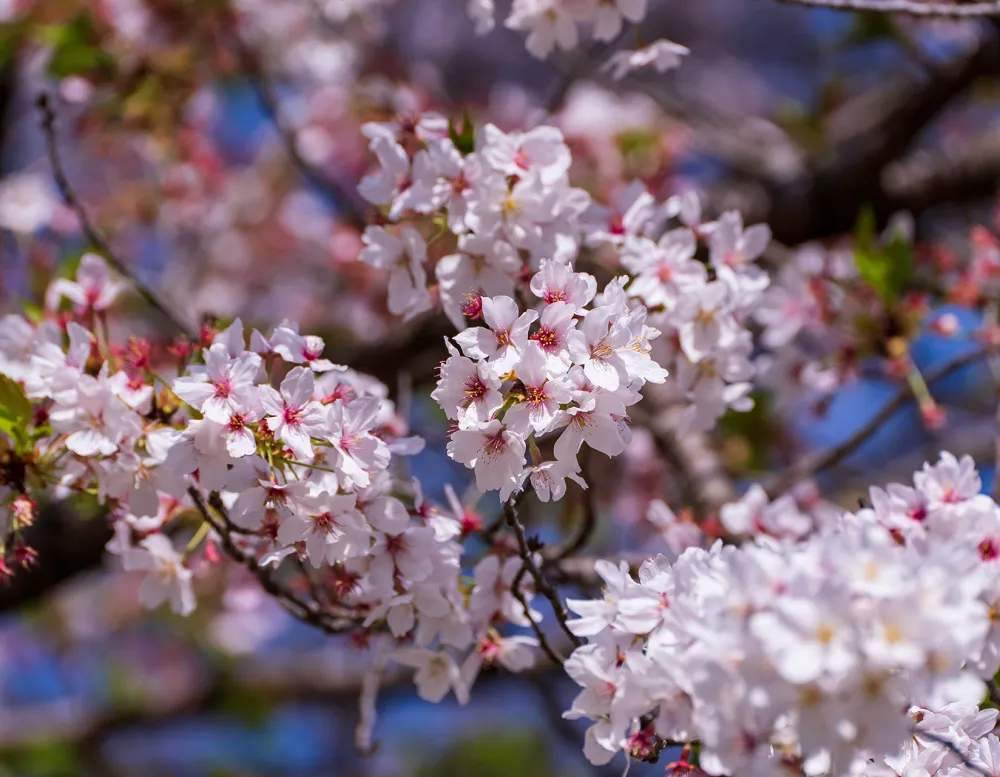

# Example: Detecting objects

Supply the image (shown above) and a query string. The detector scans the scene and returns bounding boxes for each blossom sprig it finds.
[433,266,667,502]
[0,255,553,713]
[560,451,1000,775]
[359,116,779,436]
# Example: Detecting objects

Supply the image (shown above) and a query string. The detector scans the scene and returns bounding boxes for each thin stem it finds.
[36,94,198,340]
[230,37,368,231]
[184,521,211,557]
[510,563,564,665]
[504,493,582,656]
[276,456,341,475]
[765,346,988,499]
[187,486,359,634]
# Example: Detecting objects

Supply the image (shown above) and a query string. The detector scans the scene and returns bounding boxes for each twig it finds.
[765,346,988,499]
[544,452,597,562]
[230,38,368,231]
[188,486,359,635]
[915,729,990,777]
[780,0,1000,16]
[510,563,565,665]
[631,404,737,518]
[36,93,198,340]
[504,494,583,656]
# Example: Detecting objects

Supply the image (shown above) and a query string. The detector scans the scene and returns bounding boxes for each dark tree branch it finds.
[504,494,582,663]
[766,24,1000,244]
[36,94,199,341]
[881,127,1000,214]
[780,0,1000,16]
[0,502,111,613]
[631,404,737,518]
[231,37,369,231]
[188,486,360,635]
[764,346,989,499]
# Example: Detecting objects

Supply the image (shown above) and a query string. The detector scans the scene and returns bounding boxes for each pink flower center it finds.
[463,375,487,405]
[531,328,559,350]
[385,534,408,556]
[525,384,547,406]
[482,432,508,459]
[312,512,338,535]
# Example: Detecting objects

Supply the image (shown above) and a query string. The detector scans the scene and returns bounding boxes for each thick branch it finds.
[780,0,1000,16]
[767,25,1000,244]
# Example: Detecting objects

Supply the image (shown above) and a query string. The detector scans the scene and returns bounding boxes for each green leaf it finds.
[0,373,31,448]
[449,109,475,155]
[41,15,116,80]
[853,206,913,304]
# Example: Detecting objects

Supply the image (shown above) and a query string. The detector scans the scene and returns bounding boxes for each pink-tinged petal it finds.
[138,575,170,610]
[201,395,232,424]
[583,358,620,391]
[482,295,519,331]
[554,423,584,462]
[199,456,230,492]
[448,428,485,466]
[67,428,117,456]
[281,424,314,460]
[257,385,284,415]
[226,427,257,458]
[453,326,496,361]
[387,604,415,637]
[172,379,215,409]
[282,366,315,408]
[230,352,263,384]
[742,224,772,261]
[582,414,625,457]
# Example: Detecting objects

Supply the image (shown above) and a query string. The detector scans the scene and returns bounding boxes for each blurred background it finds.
[2,0,1000,774]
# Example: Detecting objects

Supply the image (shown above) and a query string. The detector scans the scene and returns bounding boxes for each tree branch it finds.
[504,494,582,663]
[36,93,199,341]
[779,0,1000,16]
[631,403,737,518]
[187,486,360,636]
[231,37,368,231]
[764,346,989,499]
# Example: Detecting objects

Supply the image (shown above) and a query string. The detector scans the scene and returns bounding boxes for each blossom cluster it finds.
[562,452,1000,775]
[433,265,667,501]
[753,242,871,407]
[358,118,594,327]
[359,117,778,434]
[0,254,550,706]
[603,191,772,432]
[468,0,684,69]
